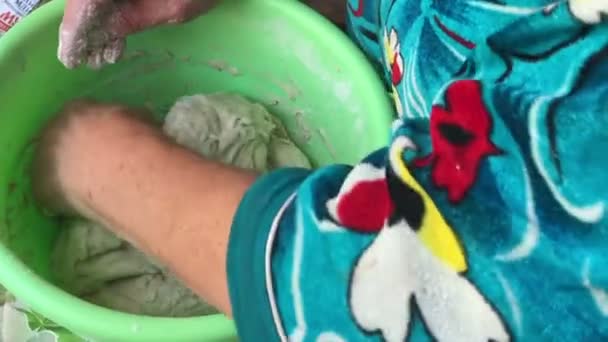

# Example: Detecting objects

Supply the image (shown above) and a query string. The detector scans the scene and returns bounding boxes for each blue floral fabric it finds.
[228,1,608,341]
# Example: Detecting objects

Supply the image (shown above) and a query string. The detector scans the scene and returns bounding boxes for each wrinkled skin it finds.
[58,0,218,69]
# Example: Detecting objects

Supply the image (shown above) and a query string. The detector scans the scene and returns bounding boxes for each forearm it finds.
[43,105,256,315]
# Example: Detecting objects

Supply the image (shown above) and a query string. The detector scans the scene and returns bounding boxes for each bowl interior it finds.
[0,0,393,340]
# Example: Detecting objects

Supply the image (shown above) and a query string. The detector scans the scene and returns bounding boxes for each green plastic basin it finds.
[0,0,392,340]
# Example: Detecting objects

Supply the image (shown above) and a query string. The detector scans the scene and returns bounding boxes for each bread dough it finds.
[52,219,216,317]
[164,93,311,171]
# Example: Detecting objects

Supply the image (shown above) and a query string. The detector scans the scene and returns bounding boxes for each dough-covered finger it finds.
[86,48,105,69]
[58,0,115,68]
[103,38,125,65]
[57,22,85,69]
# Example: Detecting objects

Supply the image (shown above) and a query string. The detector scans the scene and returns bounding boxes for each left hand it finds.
[58,0,219,69]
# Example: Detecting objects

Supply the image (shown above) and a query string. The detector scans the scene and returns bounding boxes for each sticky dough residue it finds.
[58,1,124,69]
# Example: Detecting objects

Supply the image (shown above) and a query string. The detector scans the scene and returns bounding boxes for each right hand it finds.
[58,0,219,69]
[31,99,162,217]
[32,99,253,315]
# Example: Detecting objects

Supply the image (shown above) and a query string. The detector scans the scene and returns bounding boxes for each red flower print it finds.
[433,15,476,50]
[333,178,393,232]
[348,0,364,17]
[327,164,393,233]
[391,56,403,85]
[384,28,404,86]
[414,80,501,203]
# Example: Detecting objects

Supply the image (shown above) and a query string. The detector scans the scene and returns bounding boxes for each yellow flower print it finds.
[390,85,403,117]
[383,27,405,86]
[383,28,406,117]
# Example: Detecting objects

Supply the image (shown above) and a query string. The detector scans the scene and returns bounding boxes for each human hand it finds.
[31,99,161,217]
[58,0,219,69]
[32,99,253,314]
